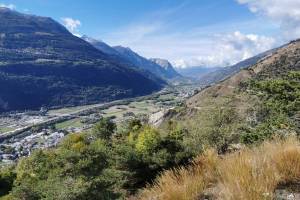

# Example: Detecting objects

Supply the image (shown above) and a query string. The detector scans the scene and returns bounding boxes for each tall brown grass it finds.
[139,137,300,200]
[139,150,219,200]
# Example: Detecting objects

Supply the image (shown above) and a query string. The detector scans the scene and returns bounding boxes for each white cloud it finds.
[61,17,81,36]
[106,24,275,68]
[102,3,279,68]
[0,3,16,10]
[237,0,300,39]
[173,31,275,68]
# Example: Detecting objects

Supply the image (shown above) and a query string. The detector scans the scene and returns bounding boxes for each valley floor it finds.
[0,84,199,164]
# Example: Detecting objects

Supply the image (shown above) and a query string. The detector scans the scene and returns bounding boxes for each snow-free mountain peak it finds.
[83,36,181,80]
[150,58,181,78]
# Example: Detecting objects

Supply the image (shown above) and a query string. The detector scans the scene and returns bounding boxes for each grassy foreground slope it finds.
[139,40,300,199]
[140,137,300,200]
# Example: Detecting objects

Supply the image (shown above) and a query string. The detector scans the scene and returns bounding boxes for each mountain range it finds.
[0,8,165,112]
[82,35,181,80]
[175,47,278,86]
[175,66,221,80]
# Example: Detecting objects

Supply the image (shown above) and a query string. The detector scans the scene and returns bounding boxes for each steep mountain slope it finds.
[82,36,180,80]
[197,48,277,85]
[113,46,181,80]
[149,58,181,79]
[0,8,163,112]
[187,41,298,107]
[81,35,120,56]
[160,39,299,154]
[81,35,167,85]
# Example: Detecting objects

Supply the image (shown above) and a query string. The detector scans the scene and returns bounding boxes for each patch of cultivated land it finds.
[55,118,84,130]
[0,115,48,135]
[47,104,104,116]
[0,85,198,136]
[0,127,14,134]
[48,88,187,131]
[50,99,163,131]
[101,101,160,119]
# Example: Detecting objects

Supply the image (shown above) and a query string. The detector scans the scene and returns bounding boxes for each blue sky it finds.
[1,0,299,67]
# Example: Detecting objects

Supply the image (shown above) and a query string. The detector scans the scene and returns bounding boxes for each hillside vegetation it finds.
[140,137,300,200]
[0,118,194,199]
[0,8,163,112]
[160,39,300,155]
[137,39,300,200]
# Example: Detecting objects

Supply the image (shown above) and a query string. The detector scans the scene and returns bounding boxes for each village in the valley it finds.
[0,85,200,164]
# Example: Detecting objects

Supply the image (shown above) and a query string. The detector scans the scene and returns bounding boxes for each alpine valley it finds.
[0,3,299,200]
[0,8,170,112]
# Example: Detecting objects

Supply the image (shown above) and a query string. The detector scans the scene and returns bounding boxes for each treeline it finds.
[0,117,193,199]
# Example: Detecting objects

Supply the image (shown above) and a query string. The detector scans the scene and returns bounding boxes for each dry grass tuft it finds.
[138,137,300,200]
[217,147,279,199]
[139,150,219,200]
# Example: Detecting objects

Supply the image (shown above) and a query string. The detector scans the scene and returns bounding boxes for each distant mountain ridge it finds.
[0,9,163,112]
[175,66,221,80]
[82,36,181,80]
[197,49,277,85]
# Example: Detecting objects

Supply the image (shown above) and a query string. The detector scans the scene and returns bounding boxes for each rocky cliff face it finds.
[149,58,181,79]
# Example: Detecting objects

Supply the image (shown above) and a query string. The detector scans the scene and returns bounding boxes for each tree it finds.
[11,133,122,200]
[135,126,161,154]
[114,125,191,193]
[0,166,16,197]
[128,119,142,132]
[92,118,116,140]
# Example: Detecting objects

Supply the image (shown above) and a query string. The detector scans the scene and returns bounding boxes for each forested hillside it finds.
[0,8,164,112]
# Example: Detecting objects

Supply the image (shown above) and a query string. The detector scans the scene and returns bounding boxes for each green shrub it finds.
[242,71,300,145]
[11,133,121,200]
[0,166,16,197]
[92,118,116,140]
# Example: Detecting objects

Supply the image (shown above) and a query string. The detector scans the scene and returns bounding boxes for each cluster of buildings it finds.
[0,112,49,134]
[0,129,67,163]
[0,86,201,164]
